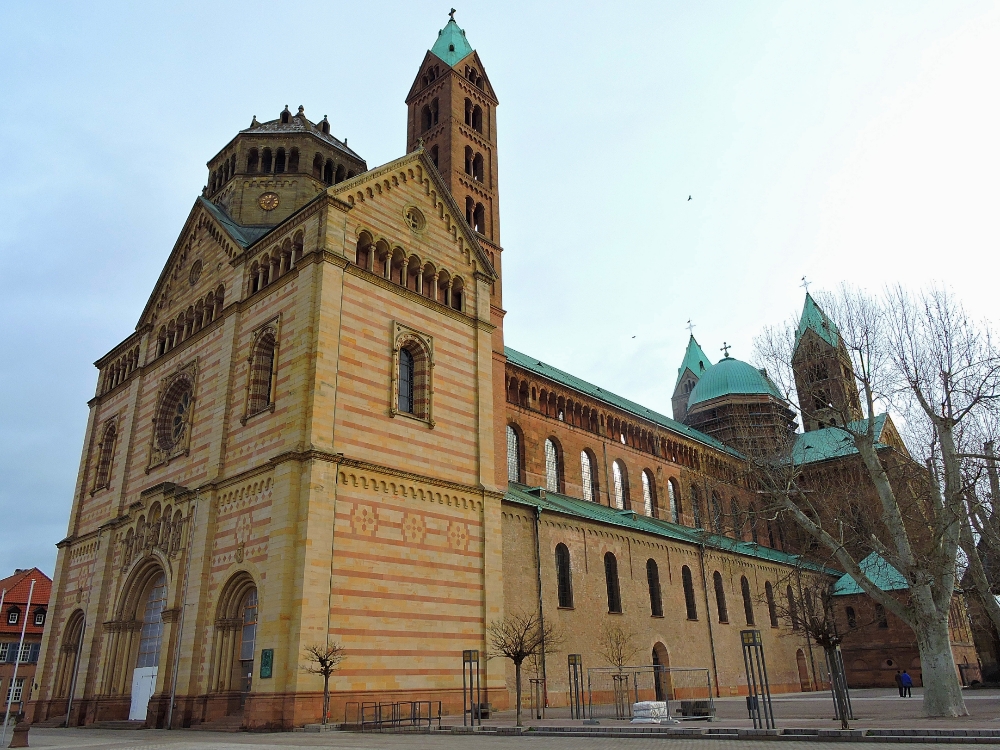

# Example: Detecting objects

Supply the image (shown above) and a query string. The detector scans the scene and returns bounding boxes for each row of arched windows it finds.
[355,232,465,312]
[209,154,238,193]
[155,286,225,359]
[312,153,355,185]
[505,373,701,470]
[420,99,440,133]
[464,98,484,133]
[249,233,305,295]
[465,65,485,89]
[464,146,485,182]
[465,197,486,235]
[100,344,141,394]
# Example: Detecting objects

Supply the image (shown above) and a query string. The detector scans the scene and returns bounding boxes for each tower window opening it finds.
[473,203,486,235]
[472,153,484,181]
[464,146,474,176]
[262,148,273,173]
[246,149,259,174]
[312,153,323,179]
[275,148,286,173]
[323,159,334,185]
[335,164,346,183]
[288,148,299,172]
[472,105,483,133]
[430,145,439,167]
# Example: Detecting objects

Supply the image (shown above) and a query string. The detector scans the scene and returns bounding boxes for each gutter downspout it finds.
[1,579,35,746]
[167,495,199,729]
[533,505,548,708]
[697,544,721,697]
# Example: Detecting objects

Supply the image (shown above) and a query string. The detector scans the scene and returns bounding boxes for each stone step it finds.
[87,720,146,730]
[195,715,245,732]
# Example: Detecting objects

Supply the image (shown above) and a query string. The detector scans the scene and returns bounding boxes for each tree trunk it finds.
[515,661,523,727]
[322,673,330,725]
[825,646,850,730]
[914,611,968,717]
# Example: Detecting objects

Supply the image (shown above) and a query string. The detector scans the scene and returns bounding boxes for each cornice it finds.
[343,262,481,327]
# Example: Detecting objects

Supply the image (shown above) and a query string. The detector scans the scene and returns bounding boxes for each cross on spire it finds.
[801,276,811,293]
[686,319,696,336]
[721,342,731,358]
[449,7,456,21]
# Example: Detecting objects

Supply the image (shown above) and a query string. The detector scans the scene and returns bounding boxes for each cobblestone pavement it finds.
[12,730,997,750]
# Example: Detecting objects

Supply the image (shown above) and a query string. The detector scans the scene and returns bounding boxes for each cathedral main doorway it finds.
[129,574,167,721]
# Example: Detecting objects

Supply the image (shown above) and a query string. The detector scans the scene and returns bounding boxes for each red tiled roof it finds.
[0,568,52,638]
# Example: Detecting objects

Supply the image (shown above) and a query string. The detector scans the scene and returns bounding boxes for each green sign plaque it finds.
[260,648,274,679]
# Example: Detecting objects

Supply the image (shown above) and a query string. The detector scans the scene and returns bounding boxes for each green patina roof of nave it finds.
[198,197,273,248]
[430,19,475,67]
[505,483,838,575]
[795,293,840,350]
[831,552,909,596]
[675,335,713,388]
[504,347,740,457]
[790,414,889,465]
[687,356,786,408]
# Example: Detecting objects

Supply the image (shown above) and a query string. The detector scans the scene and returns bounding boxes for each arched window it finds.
[472,203,486,235]
[581,450,598,502]
[641,469,657,517]
[430,145,439,167]
[287,148,299,172]
[787,585,799,629]
[246,149,259,173]
[765,582,778,627]
[714,572,729,623]
[451,276,464,311]
[472,153,484,181]
[711,492,723,533]
[247,330,277,416]
[335,164,346,183]
[323,159,334,185]
[356,233,372,269]
[544,438,561,493]
[555,543,573,608]
[238,588,258,694]
[471,104,483,132]
[730,499,742,537]
[275,148,286,173]
[506,425,523,483]
[682,565,697,620]
[155,377,192,451]
[612,460,628,509]
[261,148,272,173]
[464,146,473,176]
[136,574,167,669]
[741,576,755,625]
[95,423,116,489]
[691,486,702,528]
[312,153,323,179]
[846,606,857,628]
[647,559,663,617]
[876,603,888,628]
[668,478,680,523]
[604,552,622,613]
[398,348,414,414]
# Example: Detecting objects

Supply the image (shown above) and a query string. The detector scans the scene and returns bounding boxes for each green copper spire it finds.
[795,293,839,349]
[430,14,474,67]
[675,335,712,388]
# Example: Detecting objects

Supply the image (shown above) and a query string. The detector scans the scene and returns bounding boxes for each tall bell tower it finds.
[407,13,510,489]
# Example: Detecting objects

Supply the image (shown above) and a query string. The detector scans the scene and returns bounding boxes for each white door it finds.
[129,666,158,720]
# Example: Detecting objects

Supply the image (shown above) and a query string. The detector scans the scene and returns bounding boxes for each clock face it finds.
[258,192,280,211]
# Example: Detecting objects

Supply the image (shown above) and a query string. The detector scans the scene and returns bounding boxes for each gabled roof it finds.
[831,552,908,596]
[504,347,739,457]
[431,18,475,67]
[0,568,52,605]
[790,414,889,465]
[687,357,786,408]
[505,484,837,574]
[675,335,712,388]
[795,293,840,350]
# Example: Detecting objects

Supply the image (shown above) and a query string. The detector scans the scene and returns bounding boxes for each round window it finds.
[156,379,193,451]
[189,260,203,286]
[404,207,425,232]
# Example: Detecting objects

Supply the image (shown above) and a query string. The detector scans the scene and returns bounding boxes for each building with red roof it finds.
[0,568,52,715]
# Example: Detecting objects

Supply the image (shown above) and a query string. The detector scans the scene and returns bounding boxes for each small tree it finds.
[487,611,562,727]
[597,621,640,672]
[301,642,345,725]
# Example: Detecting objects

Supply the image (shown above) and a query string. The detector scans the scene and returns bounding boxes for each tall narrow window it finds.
[136,574,167,668]
[398,348,414,414]
[248,331,276,416]
[787,585,799,629]
[730,499,742,537]
[555,544,573,608]
[506,425,521,483]
[275,148,286,173]
[668,479,679,523]
[641,470,656,517]
[612,460,628,510]
[741,576,755,625]
[239,588,258,693]
[246,149,259,173]
[544,438,560,493]
[261,148,272,173]
[766,582,778,627]
[682,565,697,620]
[581,450,595,502]
[713,572,729,623]
[95,423,116,489]
[846,606,857,628]
[647,559,663,617]
[604,552,622,613]
[711,492,722,533]
[876,603,888,628]
[692,486,702,528]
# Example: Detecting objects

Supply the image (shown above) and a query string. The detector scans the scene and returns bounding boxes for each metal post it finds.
[568,654,583,719]
[462,649,480,727]
[1,580,34,746]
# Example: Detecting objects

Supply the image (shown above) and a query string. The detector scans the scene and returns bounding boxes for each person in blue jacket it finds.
[900,670,913,697]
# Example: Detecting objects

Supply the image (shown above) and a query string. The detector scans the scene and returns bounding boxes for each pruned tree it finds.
[750,283,1000,717]
[487,611,563,727]
[301,642,345,725]
[597,621,640,672]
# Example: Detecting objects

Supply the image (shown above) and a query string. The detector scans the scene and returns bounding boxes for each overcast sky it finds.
[2,1,999,577]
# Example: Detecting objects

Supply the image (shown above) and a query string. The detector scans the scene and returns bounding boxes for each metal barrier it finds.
[344,700,442,732]
[587,666,714,721]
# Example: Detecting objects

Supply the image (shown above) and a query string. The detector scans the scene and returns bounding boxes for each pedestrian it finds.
[901,670,913,697]
[894,670,903,697]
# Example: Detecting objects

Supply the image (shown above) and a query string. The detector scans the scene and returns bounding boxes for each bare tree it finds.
[487,611,563,727]
[301,642,345,725]
[751,284,1000,717]
[597,621,641,672]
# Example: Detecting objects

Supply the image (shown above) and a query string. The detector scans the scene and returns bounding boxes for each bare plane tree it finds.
[487,611,563,727]
[301,642,345,725]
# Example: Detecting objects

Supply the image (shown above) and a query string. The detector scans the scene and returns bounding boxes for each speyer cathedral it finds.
[32,17,978,729]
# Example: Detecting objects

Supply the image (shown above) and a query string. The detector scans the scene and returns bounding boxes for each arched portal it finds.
[53,609,85,700]
[796,649,811,692]
[209,572,259,716]
[652,642,671,701]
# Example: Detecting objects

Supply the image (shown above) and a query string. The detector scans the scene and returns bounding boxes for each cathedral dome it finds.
[687,356,784,408]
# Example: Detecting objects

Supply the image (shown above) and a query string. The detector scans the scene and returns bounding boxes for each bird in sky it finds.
[688,195,692,201]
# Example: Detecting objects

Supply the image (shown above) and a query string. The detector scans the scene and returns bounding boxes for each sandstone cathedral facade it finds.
[32,18,977,729]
